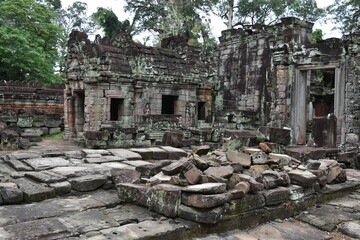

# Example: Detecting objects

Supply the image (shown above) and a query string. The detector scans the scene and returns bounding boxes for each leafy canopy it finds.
[0,0,64,83]
[328,0,360,34]
[92,7,131,37]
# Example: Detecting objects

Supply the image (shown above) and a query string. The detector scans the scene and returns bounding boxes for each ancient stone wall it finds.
[64,30,214,148]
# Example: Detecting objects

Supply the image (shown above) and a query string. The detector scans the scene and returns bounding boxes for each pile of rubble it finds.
[114,144,347,224]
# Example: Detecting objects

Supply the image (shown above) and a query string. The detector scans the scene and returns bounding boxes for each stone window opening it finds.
[198,102,206,120]
[110,98,124,121]
[161,95,178,114]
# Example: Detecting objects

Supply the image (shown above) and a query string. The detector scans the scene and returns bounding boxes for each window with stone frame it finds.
[110,98,124,121]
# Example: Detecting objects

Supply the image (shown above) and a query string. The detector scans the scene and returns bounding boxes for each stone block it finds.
[135,160,173,178]
[288,170,318,187]
[251,152,269,165]
[182,183,227,194]
[108,149,142,160]
[182,192,233,208]
[18,138,31,149]
[7,159,33,171]
[184,167,202,185]
[25,171,67,184]
[147,147,169,160]
[129,148,153,160]
[17,116,33,128]
[147,184,182,217]
[111,169,141,185]
[191,145,211,155]
[162,130,184,148]
[69,174,107,192]
[20,132,42,142]
[204,165,234,179]
[49,127,61,135]
[23,157,70,171]
[226,150,251,167]
[116,183,148,206]
[14,178,55,202]
[0,184,23,204]
[227,193,265,213]
[178,204,225,224]
[262,186,290,206]
[49,181,71,195]
[160,146,188,159]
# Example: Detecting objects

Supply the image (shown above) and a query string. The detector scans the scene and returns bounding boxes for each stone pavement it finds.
[0,143,359,239]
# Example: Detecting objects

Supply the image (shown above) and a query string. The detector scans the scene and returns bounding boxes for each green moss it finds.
[43,132,64,139]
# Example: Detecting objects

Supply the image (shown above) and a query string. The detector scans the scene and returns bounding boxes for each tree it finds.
[215,0,324,29]
[311,29,323,44]
[0,0,63,83]
[92,7,131,37]
[56,1,97,72]
[328,0,360,34]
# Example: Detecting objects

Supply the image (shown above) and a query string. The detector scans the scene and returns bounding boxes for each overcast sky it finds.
[61,0,341,42]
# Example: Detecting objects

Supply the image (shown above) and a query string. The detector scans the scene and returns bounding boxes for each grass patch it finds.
[43,131,64,140]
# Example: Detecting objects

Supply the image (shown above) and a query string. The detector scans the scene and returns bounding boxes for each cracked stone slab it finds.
[25,171,67,183]
[296,205,359,231]
[123,160,151,167]
[6,159,33,171]
[108,149,142,160]
[5,152,41,160]
[82,149,111,156]
[178,204,225,224]
[247,221,331,240]
[23,157,70,171]
[146,147,169,160]
[60,209,119,234]
[0,218,76,240]
[101,162,136,170]
[50,164,111,178]
[103,204,161,223]
[183,183,227,194]
[338,221,360,239]
[129,148,154,160]
[85,155,126,164]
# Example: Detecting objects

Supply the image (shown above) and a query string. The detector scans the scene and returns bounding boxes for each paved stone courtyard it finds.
[0,141,359,239]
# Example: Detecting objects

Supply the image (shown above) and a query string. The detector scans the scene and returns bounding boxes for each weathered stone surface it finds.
[69,175,108,192]
[111,169,141,185]
[161,161,186,175]
[182,183,227,194]
[160,146,187,159]
[25,171,67,183]
[108,149,142,160]
[18,138,31,149]
[249,164,271,172]
[14,178,55,202]
[123,160,151,168]
[0,218,75,240]
[116,183,148,206]
[288,169,318,187]
[162,130,183,148]
[23,157,70,171]
[249,177,265,192]
[262,187,290,206]
[147,147,169,160]
[297,205,358,231]
[226,150,251,167]
[251,152,269,164]
[147,184,182,217]
[49,181,71,195]
[191,154,209,170]
[135,160,173,177]
[0,185,23,204]
[178,204,225,224]
[259,142,272,153]
[327,165,344,184]
[60,209,119,234]
[234,181,250,194]
[85,155,125,163]
[307,160,321,170]
[169,176,189,186]
[7,159,33,171]
[101,162,135,170]
[338,221,360,239]
[184,167,202,185]
[6,152,41,160]
[182,192,233,208]
[191,145,211,155]
[82,149,110,155]
[129,148,153,160]
[204,165,234,179]
[20,132,42,142]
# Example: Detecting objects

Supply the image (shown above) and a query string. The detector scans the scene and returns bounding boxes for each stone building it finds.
[64,17,360,148]
[64,30,214,148]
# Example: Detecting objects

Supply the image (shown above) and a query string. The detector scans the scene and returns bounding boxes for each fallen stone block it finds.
[108,149,142,160]
[234,181,250,194]
[288,170,318,187]
[178,204,225,224]
[262,187,290,206]
[0,183,23,204]
[147,147,169,160]
[227,193,265,213]
[249,178,264,192]
[116,183,148,206]
[20,132,42,142]
[147,184,182,217]
[7,159,33,171]
[14,178,55,202]
[184,167,202,185]
[251,152,269,165]
[129,148,153,160]
[49,181,71,195]
[190,154,209,170]
[161,160,186,175]
[25,171,66,184]
[111,169,141,185]
[85,155,125,164]
[162,130,184,148]
[338,221,360,239]
[204,165,234,179]
[69,174,108,192]
[226,150,251,167]
[182,183,227,194]
[160,146,187,159]
[135,160,173,178]
[191,145,211,156]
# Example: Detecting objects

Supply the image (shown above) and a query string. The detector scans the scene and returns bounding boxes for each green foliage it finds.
[124,0,219,55]
[92,7,131,37]
[311,29,323,44]
[216,0,324,28]
[0,0,63,83]
[328,0,360,34]
[43,131,64,139]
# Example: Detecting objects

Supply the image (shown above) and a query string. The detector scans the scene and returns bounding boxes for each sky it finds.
[61,0,341,42]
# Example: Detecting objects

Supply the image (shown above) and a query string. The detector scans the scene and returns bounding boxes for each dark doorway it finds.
[198,102,206,120]
[162,95,178,114]
[110,98,124,121]
[74,91,85,134]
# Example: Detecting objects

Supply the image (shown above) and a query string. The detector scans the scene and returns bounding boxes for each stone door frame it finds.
[291,65,345,145]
